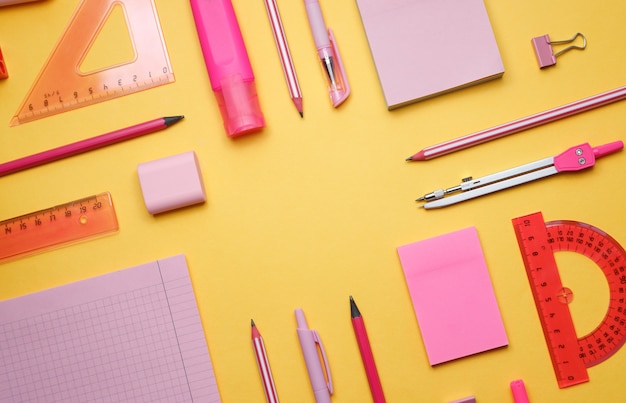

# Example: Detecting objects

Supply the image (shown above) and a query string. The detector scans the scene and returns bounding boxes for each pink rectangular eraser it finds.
[449,397,476,403]
[138,151,206,214]
[397,227,508,365]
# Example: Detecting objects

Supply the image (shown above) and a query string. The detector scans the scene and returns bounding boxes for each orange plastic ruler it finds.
[512,211,626,388]
[10,0,174,126]
[0,192,119,263]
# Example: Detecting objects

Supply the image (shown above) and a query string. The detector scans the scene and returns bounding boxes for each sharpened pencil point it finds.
[350,295,361,318]
[163,115,184,126]
[251,319,255,327]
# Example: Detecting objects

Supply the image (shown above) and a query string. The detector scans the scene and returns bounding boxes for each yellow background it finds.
[1,0,625,402]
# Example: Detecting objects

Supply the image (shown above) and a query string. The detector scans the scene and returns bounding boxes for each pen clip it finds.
[312,329,334,394]
[327,28,350,107]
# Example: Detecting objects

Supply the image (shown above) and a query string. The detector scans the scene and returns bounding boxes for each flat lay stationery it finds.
[1,0,625,401]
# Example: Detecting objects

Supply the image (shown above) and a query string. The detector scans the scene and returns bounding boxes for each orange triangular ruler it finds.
[10,0,174,127]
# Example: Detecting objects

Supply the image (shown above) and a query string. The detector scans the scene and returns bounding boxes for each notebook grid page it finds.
[0,255,220,402]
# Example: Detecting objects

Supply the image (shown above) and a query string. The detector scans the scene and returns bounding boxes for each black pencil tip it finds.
[405,156,413,161]
[251,319,255,327]
[299,112,303,118]
[350,296,361,318]
[164,115,185,126]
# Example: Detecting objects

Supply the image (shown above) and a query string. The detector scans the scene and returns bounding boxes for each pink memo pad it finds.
[397,227,508,365]
[356,0,504,109]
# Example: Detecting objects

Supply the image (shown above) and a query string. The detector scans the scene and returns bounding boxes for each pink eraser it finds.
[138,151,206,214]
[449,397,476,403]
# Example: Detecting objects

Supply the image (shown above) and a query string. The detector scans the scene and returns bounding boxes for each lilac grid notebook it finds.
[0,254,221,402]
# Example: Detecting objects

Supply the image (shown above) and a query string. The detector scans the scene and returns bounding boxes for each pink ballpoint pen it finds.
[510,380,530,403]
[416,141,623,209]
[295,308,333,403]
[303,0,350,107]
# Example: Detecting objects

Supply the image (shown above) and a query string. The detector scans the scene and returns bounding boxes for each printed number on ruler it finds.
[0,192,119,263]
[10,0,174,126]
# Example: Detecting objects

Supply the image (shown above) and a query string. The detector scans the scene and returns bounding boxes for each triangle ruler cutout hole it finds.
[79,3,136,75]
[10,0,175,127]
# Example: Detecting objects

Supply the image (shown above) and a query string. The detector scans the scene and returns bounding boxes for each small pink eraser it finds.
[449,397,476,403]
[138,151,206,214]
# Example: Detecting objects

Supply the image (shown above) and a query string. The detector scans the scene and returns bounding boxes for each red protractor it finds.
[512,212,626,388]
[545,219,626,367]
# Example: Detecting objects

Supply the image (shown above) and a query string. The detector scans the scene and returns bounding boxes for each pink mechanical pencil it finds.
[190,0,265,137]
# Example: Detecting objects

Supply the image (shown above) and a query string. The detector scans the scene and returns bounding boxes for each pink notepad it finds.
[0,255,221,402]
[397,227,508,365]
[356,0,504,109]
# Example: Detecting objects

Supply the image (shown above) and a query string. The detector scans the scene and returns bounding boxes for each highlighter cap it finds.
[214,73,265,137]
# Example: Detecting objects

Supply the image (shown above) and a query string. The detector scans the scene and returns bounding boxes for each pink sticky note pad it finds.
[397,227,508,365]
[356,0,504,109]
[138,151,206,214]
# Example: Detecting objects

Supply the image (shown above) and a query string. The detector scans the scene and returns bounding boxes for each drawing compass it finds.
[416,141,623,209]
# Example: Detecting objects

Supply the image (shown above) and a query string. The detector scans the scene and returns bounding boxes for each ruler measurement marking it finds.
[0,192,118,263]
[513,212,626,387]
[11,0,174,126]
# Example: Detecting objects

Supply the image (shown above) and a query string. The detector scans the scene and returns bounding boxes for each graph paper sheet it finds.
[0,254,221,402]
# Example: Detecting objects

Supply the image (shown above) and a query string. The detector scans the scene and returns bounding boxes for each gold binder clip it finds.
[532,32,587,68]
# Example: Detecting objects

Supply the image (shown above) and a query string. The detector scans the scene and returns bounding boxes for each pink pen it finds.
[303,0,350,107]
[510,380,530,403]
[190,0,265,137]
[295,308,333,403]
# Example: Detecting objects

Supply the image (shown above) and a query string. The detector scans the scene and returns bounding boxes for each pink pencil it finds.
[350,296,386,403]
[251,320,280,403]
[407,85,626,161]
[263,0,303,117]
[0,116,183,177]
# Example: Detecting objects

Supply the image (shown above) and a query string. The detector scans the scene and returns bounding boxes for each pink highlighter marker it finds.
[190,0,265,137]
